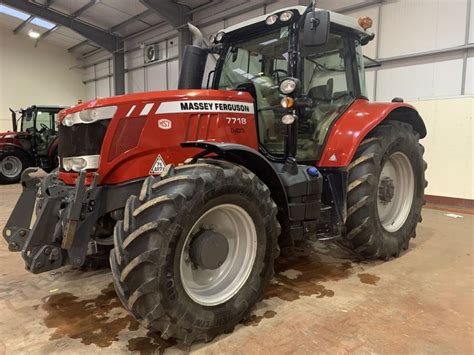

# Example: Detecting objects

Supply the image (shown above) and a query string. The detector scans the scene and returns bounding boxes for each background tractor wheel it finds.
[0,150,31,184]
[110,160,280,345]
[341,121,427,260]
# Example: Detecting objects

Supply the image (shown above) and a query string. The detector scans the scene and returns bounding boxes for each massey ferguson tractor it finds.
[0,105,65,183]
[3,4,426,345]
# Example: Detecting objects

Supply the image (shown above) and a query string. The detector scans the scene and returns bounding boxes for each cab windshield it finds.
[216,24,364,161]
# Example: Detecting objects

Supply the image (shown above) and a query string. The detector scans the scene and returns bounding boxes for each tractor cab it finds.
[203,6,377,162]
[0,105,65,183]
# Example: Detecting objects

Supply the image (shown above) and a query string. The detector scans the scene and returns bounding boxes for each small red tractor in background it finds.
[3,3,426,345]
[0,105,65,183]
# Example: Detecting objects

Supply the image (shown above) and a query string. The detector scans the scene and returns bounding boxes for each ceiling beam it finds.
[68,39,98,53]
[110,9,155,33]
[2,0,121,52]
[71,0,99,17]
[139,0,191,28]
[34,25,58,47]
[35,0,99,46]
[13,15,34,34]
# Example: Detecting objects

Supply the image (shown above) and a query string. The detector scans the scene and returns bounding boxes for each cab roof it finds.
[221,6,372,38]
[27,105,67,112]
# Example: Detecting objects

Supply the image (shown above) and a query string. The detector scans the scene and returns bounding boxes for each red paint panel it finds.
[317,99,419,168]
[59,90,258,186]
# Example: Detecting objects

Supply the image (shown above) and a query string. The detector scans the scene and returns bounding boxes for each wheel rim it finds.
[377,152,415,232]
[0,156,22,178]
[180,204,257,306]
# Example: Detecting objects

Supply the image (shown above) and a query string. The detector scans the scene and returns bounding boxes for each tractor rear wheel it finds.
[0,150,30,184]
[110,160,280,344]
[341,121,426,260]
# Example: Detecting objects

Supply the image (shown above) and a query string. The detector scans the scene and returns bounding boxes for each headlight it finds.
[209,34,216,43]
[266,14,278,25]
[62,106,117,126]
[62,155,100,172]
[280,79,297,94]
[63,158,73,171]
[281,114,296,125]
[279,11,293,22]
[63,114,74,127]
[215,32,225,42]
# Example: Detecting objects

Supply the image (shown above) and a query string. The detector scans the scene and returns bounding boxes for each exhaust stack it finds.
[178,23,208,90]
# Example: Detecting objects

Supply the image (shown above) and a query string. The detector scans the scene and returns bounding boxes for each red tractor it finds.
[0,105,65,183]
[3,4,426,345]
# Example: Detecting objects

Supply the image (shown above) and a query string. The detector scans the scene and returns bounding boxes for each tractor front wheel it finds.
[341,121,427,260]
[110,160,280,344]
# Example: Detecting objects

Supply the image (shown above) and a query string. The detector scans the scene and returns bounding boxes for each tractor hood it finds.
[58,89,252,123]
[0,131,19,140]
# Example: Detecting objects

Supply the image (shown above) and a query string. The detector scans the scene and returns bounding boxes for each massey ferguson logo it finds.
[158,119,172,130]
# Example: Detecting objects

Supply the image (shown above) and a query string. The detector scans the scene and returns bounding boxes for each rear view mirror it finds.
[304,10,330,47]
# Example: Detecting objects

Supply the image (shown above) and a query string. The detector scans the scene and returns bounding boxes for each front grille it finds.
[58,120,109,160]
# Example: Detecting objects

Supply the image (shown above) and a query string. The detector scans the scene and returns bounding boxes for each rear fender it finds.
[318,99,426,168]
[0,142,31,156]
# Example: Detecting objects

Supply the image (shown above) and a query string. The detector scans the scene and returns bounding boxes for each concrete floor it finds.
[0,184,472,354]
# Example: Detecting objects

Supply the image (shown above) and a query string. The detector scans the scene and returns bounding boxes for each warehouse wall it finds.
[0,26,85,132]
[80,0,473,201]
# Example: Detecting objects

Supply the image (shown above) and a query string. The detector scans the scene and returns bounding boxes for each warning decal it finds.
[149,154,166,175]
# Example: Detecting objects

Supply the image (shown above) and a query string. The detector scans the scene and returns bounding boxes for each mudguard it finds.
[318,99,426,168]
[181,142,289,218]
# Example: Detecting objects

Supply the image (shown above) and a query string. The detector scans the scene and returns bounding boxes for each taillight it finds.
[107,117,147,161]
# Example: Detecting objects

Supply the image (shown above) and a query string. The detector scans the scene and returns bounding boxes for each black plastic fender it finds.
[181,142,289,220]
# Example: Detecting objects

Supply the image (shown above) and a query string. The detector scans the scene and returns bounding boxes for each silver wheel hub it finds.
[377,152,415,233]
[0,156,22,178]
[180,204,257,306]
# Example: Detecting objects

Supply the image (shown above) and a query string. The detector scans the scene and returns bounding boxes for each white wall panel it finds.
[167,37,179,59]
[466,53,474,95]
[127,50,144,70]
[266,0,300,13]
[146,63,167,92]
[470,1,474,43]
[95,60,110,78]
[96,78,111,98]
[365,69,376,101]
[126,68,145,93]
[379,0,467,58]
[376,53,464,101]
[346,5,379,59]
[227,7,264,27]
[84,65,95,82]
[168,59,180,90]
[85,82,95,101]
[317,0,366,10]
[414,97,473,199]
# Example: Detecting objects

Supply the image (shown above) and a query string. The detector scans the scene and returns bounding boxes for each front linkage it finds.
[2,168,142,273]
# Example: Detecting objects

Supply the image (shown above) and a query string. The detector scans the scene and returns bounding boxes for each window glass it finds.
[297,33,355,161]
[36,111,53,128]
[218,27,290,156]
[356,42,367,98]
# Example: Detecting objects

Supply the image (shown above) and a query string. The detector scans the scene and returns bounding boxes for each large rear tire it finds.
[0,150,31,184]
[110,160,280,344]
[341,121,427,260]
